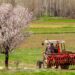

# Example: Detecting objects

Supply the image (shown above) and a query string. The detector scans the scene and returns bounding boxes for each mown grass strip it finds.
[30,27,75,34]
[33,16,75,23]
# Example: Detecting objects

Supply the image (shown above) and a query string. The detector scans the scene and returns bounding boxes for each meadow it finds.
[0,17,75,75]
[30,16,75,34]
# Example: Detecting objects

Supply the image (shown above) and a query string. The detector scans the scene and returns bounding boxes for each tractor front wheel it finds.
[37,60,43,69]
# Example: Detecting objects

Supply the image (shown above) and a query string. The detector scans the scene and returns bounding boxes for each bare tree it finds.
[0,3,32,69]
[10,0,16,6]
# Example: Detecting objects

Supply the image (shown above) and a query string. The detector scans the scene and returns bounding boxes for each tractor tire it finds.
[55,65,59,69]
[43,60,51,68]
[60,64,69,69]
[37,60,43,69]
[47,64,51,68]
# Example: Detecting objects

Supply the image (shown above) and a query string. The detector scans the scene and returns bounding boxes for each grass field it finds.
[30,16,75,34]
[0,17,75,75]
[0,69,75,75]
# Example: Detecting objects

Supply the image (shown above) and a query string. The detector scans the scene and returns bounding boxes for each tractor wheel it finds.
[55,65,59,69]
[60,64,69,69]
[47,64,51,68]
[37,60,43,69]
[43,60,52,68]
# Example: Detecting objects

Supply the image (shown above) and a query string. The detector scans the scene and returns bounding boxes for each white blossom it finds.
[0,3,32,52]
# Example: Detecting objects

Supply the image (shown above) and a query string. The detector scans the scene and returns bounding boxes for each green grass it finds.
[17,33,75,65]
[30,27,75,34]
[1,17,75,74]
[30,16,75,34]
[34,16,75,23]
[9,48,42,64]
[0,34,75,68]
[0,69,75,75]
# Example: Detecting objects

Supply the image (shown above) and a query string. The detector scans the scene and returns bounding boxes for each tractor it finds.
[37,40,75,69]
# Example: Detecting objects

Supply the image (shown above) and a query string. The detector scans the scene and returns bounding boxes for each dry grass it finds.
[20,33,75,52]
[30,22,75,28]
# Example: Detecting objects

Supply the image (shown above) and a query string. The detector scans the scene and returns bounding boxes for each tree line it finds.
[0,0,75,18]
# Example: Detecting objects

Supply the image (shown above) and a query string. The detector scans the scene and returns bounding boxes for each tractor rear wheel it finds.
[60,64,69,69]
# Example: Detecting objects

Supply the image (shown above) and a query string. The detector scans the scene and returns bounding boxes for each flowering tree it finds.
[0,3,32,69]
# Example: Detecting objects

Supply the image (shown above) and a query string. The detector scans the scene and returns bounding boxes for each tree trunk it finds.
[5,46,9,69]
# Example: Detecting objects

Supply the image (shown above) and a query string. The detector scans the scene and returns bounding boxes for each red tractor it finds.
[37,40,75,69]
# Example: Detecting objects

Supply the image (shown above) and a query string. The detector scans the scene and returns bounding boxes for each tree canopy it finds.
[0,3,32,52]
